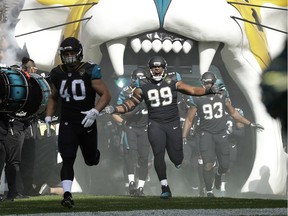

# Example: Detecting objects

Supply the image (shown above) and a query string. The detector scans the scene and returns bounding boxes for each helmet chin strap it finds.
[152,75,163,81]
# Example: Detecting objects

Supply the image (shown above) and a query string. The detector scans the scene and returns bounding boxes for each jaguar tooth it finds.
[106,38,127,76]
[182,39,193,54]
[130,38,142,53]
[141,39,152,53]
[152,39,162,53]
[162,39,173,53]
[172,40,182,53]
[198,41,220,74]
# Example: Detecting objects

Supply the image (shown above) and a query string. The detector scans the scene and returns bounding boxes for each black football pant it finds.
[125,126,150,181]
[3,129,24,196]
[58,123,99,182]
[199,131,230,191]
[147,119,183,182]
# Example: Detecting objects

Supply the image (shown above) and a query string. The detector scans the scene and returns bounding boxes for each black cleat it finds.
[128,181,136,196]
[207,191,215,198]
[0,192,28,202]
[61,192,74,208]
[214,173,222,190]
[160,185,172,199]
[135,187,145,197]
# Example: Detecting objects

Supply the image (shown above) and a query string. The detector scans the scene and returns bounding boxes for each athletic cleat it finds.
[199,187,206,197]
[214,173,222,190]
[61,192,74,208]
[206,191,215,198]
[160,185,172,199]
[128,181,136,195]
[136,187,145,197]
[0,192,28,201]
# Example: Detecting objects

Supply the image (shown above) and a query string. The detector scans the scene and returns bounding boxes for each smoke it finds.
[0,0,25,66]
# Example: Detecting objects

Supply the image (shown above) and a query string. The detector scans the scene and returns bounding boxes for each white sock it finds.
[137,180,145,188]
[160,179,168,187]
[128,174,135,183]
[62,180,73,193]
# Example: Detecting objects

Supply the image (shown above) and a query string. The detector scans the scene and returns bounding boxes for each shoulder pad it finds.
[167,71,176,76]
[136,76,150,87]
[164,72,178,82]
[81,62,94,70]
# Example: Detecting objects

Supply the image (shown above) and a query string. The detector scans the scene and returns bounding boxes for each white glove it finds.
[249,123,264,132]
[104,105,116,114]
[81,108,99,128]
[45,116,52,137]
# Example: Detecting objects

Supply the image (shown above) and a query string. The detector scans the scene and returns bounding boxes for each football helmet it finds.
[131,68,147,82]
[201,71,217,86]
[59,37,83,65]
[148,56,167,81]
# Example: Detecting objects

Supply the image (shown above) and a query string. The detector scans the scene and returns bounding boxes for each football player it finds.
[45,37,111,208]
[104,56,217,199]
[182,72,264,197]
[112,68,151,196]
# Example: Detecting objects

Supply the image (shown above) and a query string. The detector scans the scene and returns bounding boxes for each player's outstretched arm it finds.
[226,102,264,132]
[105,88,143,114]
[176,81,218,96]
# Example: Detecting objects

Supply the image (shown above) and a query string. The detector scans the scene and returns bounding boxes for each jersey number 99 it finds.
[147,87,172,107]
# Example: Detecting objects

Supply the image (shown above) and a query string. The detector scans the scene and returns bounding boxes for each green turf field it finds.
[0,195,286,215]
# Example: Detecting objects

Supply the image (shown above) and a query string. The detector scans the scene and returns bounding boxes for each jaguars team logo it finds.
[165,76,172,84]
[79,68,86,76]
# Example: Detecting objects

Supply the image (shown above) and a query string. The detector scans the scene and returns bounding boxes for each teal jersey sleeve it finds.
[135,79,140,88]
[176,72,182,81]
[186,96,196,107]
[91,64,102,79]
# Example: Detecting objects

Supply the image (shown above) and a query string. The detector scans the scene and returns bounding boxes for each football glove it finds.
[205,85,219,94]
[81,108,99,128]
[249,123,264,132]
[45,116,52,137]
[104,105,116,114]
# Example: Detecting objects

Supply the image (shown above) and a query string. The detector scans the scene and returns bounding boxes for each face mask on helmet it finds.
[59,37,83,65]
[201,72,217,87]
[148,56,167,81]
